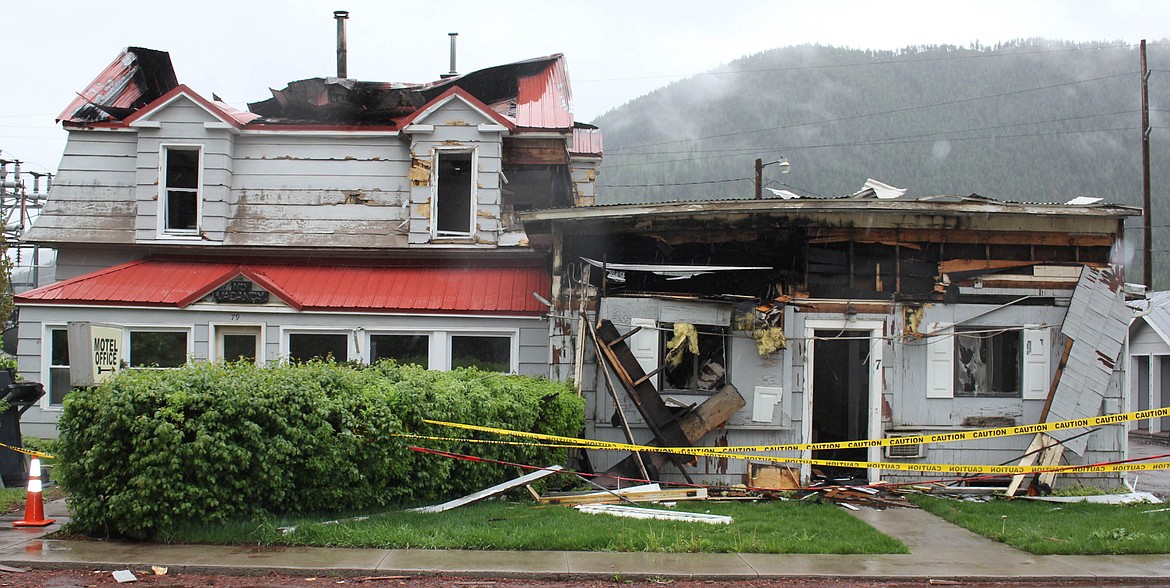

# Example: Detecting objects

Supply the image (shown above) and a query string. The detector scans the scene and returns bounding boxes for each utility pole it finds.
[1142,39,1153,288]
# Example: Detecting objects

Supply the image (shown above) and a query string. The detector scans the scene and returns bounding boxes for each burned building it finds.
[14,42,601,436]
[522,190,1140,486]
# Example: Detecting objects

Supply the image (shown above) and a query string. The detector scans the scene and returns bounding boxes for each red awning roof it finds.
[16,259,551,316]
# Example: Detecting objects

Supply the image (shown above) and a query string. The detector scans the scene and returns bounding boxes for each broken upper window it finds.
[433,150,475,238]
[161,146,201,235]
[954,327,1021,397]
[659,323,729,393]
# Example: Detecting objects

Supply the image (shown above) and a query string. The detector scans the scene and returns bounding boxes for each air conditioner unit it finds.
[884,435,925,459]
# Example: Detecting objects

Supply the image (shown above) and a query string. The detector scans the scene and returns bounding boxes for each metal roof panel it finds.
[16,260,550,316]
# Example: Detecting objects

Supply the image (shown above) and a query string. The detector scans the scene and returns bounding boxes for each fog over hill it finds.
[590,39,1170,284]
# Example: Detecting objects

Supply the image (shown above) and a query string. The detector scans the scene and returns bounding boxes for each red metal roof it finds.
[515,55,574,130]
[16,260,551,316]
[572,126,604,157]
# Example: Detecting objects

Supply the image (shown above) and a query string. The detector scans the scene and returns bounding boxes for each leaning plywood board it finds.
[574,504,732,524]
[410,465,563,513]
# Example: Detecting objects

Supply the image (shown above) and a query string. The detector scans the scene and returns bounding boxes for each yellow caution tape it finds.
[0,441,53,459]
[425,406,1170,455]
[403,432,1170,474]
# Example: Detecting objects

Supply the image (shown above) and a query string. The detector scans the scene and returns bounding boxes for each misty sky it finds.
[1,0,1164,174]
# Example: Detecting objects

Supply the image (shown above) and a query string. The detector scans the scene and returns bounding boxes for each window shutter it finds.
[925,322,954,399]
[1021,324,1051,400]
[628,318,659,378]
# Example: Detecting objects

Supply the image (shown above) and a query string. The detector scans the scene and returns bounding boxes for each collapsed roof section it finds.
[57,48,581,137]
[57,47,179,123]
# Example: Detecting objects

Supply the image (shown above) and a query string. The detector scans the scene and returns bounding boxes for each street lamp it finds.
[754,156,790,199]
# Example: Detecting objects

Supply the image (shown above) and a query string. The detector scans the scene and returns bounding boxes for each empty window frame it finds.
[432,149,476,237]
[953,327,1021,397]
[450,334,512,372]
[128,329,190,368]
[370,333,429,368]
[287,332,350,363]
[659,324,729,393]
[161,145,202,235]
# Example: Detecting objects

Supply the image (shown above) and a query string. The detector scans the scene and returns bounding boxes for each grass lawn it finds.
[159,499,908,554]
[911,494,1170,555]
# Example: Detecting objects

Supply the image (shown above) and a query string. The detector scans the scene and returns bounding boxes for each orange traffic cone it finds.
[13,457,55,527]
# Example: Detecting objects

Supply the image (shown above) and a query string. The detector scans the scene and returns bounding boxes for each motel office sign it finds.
[67,321,124,387]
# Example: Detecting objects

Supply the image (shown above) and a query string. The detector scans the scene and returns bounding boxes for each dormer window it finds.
[432,148,476,238]
[161,145,202,236]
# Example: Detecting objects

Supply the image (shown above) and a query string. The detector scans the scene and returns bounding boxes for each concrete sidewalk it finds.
[1,500,1169,582]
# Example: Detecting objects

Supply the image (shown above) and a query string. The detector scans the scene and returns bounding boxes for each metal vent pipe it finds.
[448,32,458,77]
[335,10,349,78]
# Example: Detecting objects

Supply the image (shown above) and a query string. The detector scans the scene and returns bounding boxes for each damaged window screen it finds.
[288,333,348,363]
[129,330,188,368]
[660,324,729,393]
[163,146,200,233]
[434,150,474,236]
[451,335,511,372]
[954,327,1021,397]
[371,334,429,368]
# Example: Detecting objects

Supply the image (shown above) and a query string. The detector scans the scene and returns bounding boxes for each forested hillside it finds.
[592,40,1170,284]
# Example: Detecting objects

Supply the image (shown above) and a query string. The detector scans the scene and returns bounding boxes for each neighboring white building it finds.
[1129,291,1170,435]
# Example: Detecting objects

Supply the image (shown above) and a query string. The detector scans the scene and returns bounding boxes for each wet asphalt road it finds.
[1127,433,1170,498]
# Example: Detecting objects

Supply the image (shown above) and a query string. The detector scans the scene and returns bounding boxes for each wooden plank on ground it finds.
[539,487,708,506]
[410,466,563,513]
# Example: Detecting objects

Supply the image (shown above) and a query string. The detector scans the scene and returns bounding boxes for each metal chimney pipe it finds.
[448,32,458,77]
[335,10,349,78]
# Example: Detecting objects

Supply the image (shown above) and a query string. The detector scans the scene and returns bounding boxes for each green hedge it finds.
[55,361,583,540]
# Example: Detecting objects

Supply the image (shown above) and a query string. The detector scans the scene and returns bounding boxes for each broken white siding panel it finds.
[1045,267,1130,454]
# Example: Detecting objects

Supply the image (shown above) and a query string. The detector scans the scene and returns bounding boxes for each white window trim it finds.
[366,330,432,367]
[802,318,885,484]
[443,329,519,373]
[157,143,204,238]
[210,322,267,366]
[925,323,1050,400]
[430,146,478,239]
[125,326,194,369]
[41,323,69,411]
[628,319,730,394]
